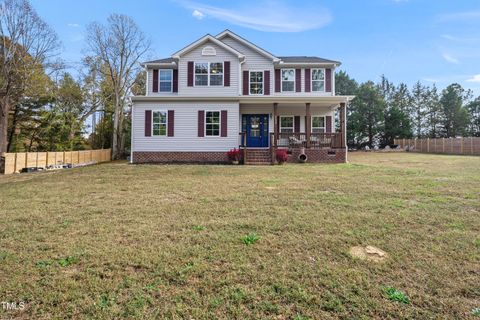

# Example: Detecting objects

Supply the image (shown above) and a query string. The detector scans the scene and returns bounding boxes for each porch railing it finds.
[276,132,342,149]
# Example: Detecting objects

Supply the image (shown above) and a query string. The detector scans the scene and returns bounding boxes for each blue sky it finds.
[31,0,480,95]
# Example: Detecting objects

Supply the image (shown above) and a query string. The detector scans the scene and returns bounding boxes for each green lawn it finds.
[0,152,479,319]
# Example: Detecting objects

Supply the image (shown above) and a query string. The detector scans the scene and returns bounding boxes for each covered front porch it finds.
[238,96,350,164]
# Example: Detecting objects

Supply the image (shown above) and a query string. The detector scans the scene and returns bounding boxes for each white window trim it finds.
[204,110,221,137]
[311,115,326,133]
[194,62,224,87]
[281,68,295,93]
[249,70,264,96]
[152,110,168,137]
[279,115,294,133]
[159,69,173,93]
[311,68,326,92]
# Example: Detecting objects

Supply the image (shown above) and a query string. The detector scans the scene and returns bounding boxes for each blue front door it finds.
[244,114,269,147]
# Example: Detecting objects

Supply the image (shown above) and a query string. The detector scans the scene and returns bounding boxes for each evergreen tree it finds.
[424,84,443,138]
[440,84,470,137]
[466,97,480,137]
[411,81,428,138]
[350,81,385,148]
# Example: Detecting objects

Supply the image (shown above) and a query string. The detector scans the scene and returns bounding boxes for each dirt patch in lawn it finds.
[350,245,388,262]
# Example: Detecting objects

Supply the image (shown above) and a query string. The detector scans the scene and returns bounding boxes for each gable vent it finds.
[202,46,217,56]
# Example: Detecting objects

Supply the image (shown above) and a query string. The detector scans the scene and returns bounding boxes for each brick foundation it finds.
[285,148,346,163]
[132,151,228,164]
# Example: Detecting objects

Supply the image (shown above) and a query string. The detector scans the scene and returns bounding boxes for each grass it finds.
[0,152,479,319]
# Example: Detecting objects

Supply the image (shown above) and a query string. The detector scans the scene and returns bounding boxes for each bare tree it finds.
[85,14,150,159]
[0,0,60,153]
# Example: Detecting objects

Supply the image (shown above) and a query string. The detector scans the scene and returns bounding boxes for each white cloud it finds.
[441,34,480,43]
[192,9,205,20]
[176,0,332,32]
[436,11,480,23]
[466,74,480,83]
[67,23,80,28]
[442,53,459,64]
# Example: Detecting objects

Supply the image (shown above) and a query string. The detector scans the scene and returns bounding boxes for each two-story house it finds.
[131,30,353,164]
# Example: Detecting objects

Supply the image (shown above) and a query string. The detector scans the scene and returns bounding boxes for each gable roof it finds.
[171,34,245,59]
[278,56,341,65]
[216,29,280,62]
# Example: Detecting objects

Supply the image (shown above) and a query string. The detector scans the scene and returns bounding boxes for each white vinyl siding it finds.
[239,104,335,135]
[220,35,274,95]
[132,102,239,152]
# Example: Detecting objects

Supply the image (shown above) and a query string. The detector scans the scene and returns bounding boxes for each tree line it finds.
[0,0,148,159]
[336,72,480,148]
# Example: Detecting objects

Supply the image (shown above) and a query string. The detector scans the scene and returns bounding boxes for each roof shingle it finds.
[278,56,340,64]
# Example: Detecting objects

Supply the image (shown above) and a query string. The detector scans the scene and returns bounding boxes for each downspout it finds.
[238,58,245,96]
[238,58,245,147]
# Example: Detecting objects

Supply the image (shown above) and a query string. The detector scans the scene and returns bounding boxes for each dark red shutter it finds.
[295,69,301,92]
[187,61,194,87]
[305,116,308,133]
[304,69,311,92]
[276,116,280,134]
[167,110,174,137]
[294,116,300,133]
[326,116,332,133]
[264,70,270,95]
[224,61,230,86]
[172,69,178,93]
[145,110,152,136]
[243,70,249,95]
[152,70,158,93]
[274,69,281,92]
[198,110,204,137]
[221,110,227,137]
[326,68,332,92]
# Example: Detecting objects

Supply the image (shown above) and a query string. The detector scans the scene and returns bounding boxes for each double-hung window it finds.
[159,69,172,92]
[249,71,263,95]
[312,116,325,133]
[280,116,294,133]
[311,69,325,92]
[209,63,223,86]
[205,111,220,136]
[281,69,295,92]
[152,111,167,136]
[195,63,208,86]
[195,62,223,86]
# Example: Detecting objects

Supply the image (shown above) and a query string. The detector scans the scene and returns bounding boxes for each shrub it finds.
[227,148,242,162]
[276,149,288,163]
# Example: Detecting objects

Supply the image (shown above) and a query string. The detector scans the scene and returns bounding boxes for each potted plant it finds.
[227,148,242,164]
[276,149,288,165]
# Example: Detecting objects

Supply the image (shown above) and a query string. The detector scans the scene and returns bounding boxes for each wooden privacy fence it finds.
[394,137,480,156]
[1,149,111,174]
